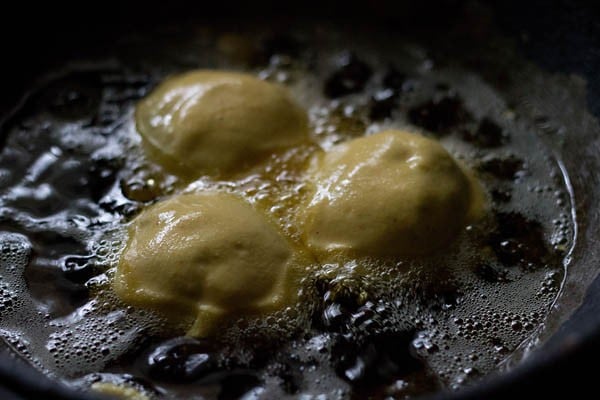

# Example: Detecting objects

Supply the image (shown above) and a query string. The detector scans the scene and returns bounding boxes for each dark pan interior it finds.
[1,1,600,399]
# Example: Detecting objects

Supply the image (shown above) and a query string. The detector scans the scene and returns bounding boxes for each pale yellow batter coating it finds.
[135,70,309,177]
[124,72,486,337]
[91,382,149,400]
[299,129,484,259]
[114,192,304,337]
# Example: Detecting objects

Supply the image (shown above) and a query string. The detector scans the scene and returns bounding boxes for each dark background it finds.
[1,1,600,399]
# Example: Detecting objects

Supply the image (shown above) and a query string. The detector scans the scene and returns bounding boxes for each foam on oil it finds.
[0,22,576,399]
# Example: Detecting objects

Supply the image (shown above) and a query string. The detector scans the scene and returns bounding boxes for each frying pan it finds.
[1,1,599,399]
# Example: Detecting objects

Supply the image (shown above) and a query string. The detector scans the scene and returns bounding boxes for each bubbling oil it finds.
[0,22,575,399]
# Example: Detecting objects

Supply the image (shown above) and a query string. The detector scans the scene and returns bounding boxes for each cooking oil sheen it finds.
[0,22,577,399]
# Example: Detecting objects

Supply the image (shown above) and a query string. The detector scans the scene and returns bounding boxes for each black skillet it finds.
[1,1,599,399]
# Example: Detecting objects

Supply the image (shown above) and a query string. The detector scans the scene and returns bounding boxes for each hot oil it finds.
[0,22,576,399]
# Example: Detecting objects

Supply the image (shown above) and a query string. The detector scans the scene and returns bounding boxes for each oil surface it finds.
[0,21,576,399]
